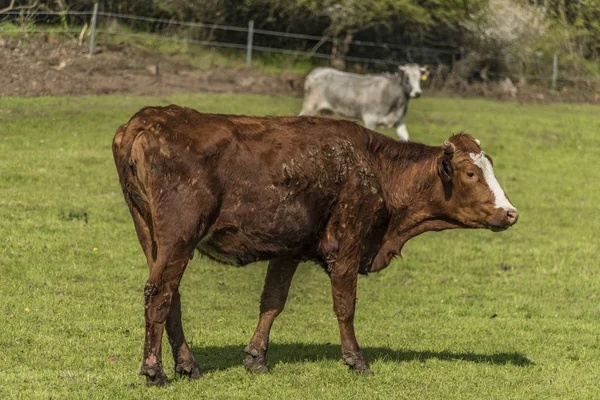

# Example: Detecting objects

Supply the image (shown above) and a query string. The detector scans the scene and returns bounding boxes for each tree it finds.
[322,0,430,67]
[0,0,39,14]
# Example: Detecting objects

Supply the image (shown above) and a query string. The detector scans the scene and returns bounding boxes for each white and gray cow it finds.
[299,64,427,141]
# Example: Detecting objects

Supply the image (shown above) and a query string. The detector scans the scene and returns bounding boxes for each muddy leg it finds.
[244,258,299,373]
[166,284,201,380]
[139,279,168,386]
[330,266,373,376]
[140,254,193,386]
[128,211,169,386]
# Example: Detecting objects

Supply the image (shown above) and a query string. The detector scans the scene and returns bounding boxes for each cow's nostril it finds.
[507,209,519,224]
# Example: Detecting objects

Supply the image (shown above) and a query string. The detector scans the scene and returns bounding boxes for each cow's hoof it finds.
[175,361,202,380]
[350,364,374,376]
[342,351,373,376]
[243,356,269,374]
[244,343,269,374]
[142,369,169,387]
[140,360,169,387]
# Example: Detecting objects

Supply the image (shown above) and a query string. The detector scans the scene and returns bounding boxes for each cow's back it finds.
[303,68,401,119]
[113,105,237,168]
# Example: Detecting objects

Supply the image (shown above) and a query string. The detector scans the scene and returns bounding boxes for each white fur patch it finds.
[470,152,514,211]
[396,124,409,141]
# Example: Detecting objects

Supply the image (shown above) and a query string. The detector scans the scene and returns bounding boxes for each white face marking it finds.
[469,152,515,211]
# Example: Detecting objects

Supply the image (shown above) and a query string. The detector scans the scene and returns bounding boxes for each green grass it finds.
[0,93,599,399]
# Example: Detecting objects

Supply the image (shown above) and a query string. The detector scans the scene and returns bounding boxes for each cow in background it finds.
[299,64,428,141]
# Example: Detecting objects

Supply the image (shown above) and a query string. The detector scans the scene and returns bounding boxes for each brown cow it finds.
[113,105,518,386]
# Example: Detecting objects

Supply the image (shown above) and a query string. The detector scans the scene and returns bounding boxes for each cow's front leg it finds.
[244,258,299,373]
[395,123,409,141]
[330,263,373,375]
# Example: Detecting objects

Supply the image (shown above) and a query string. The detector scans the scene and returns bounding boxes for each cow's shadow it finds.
[190,343,534,373]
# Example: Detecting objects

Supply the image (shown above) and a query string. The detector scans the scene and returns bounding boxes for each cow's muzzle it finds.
[487,208,519,231]
[411,91,422,99]
[506,209,519,225]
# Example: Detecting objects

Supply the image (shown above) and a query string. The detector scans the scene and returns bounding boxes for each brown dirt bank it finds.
[1,34,598,105]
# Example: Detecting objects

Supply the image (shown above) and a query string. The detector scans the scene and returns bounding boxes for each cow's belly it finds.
[329,105,361,119]
[196,192,330,265]
[378,113,401,128]
[320,89,364,119]
[316,101,360,119]
[196,232,242,265]
[197,227,274,265]
[196,223,318,266]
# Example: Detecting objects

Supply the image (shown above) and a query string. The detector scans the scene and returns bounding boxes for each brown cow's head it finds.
[436,134,518,231]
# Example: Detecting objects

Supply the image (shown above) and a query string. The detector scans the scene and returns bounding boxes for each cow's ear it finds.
[438,141,455,182]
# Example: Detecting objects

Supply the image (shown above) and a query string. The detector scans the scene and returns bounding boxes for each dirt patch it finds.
[0,35,304,98]
[424,69,600,105]
[1,34,599,105]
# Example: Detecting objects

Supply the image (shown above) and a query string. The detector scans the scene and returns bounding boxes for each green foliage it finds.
[1,9,37,33]
[544,0,600,58]
[303,0,432,34]
[22,0,593,79]
[33,0,600,61]
[1,93,600,398]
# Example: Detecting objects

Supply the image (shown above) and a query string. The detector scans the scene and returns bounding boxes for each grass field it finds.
[1,93,599,399]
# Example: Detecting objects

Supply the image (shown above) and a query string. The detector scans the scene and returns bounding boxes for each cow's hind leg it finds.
[128,210,170,386]
[362,115,378,131]
[133,199,216,386]
[299,91,326,116]
[244,258,299,373]
[141,252,191,386]
[299,101,317,116]
[166,281,201,380]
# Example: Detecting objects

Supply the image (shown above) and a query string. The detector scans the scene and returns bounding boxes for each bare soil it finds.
[1,34,598,105]
[0,35,304,98]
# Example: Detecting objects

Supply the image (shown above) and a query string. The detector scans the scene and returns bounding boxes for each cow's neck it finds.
[369,141,459,272]
[392,73,411,100]
[371,140,440,212]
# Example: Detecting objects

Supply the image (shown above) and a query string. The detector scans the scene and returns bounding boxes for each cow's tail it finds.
[112,118,158,262]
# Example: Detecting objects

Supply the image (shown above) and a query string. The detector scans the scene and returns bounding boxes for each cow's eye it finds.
[466,172,476,178]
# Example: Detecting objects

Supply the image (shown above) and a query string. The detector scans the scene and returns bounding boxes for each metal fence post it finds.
[89,3,98,56]
[552,53,558,90]
[246,20,254,67]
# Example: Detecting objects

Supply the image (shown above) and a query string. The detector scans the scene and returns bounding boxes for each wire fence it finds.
[0,8,461,68]
[1,7,600,89]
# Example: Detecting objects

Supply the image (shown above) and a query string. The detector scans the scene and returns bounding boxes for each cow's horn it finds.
[442,141,455,155]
